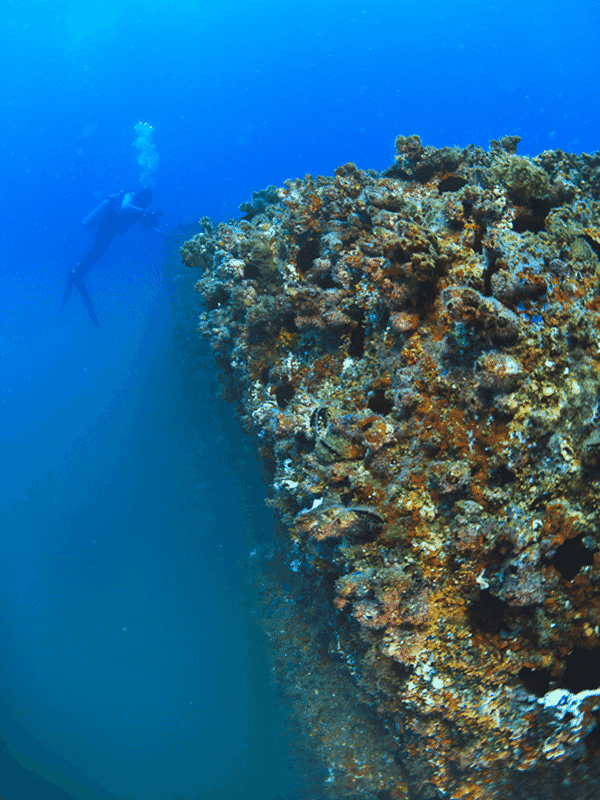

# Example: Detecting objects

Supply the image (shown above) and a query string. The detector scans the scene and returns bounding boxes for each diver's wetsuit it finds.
[65,191,162,325]
[73,192,154,281]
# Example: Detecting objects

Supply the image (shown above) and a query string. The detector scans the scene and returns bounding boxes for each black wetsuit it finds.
[74,214,137,281]
[65,192,161,325]
[73,192,153,282]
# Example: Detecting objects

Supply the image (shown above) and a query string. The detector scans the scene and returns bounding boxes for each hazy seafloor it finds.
[0,238,326,800]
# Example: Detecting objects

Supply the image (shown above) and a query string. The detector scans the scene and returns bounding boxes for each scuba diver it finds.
[63,187,164,325]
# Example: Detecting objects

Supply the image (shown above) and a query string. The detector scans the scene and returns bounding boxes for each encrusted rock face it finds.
[182,135,600,799]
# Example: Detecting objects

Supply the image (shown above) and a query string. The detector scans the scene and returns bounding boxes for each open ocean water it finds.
[1,1,598,798]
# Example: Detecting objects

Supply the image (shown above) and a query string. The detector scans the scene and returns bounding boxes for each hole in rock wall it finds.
[518,666,553,697]
[367,388,394,416]
[414,163,436,183]
[489,464,517,486]
[315,272,337,289]
[296,238,320,273]
[512,198,552,234]
[295,429,315,454]
[482,251,502,297]
[282,311,299,333]
[438,174,468,193]
[275,383,295,409]
[561,646,600,694]
[550,533,595,582]
[415,279,440,307]
[471,224,485,254]
[243,262,261,280]
[348,319,366,359]
[467,589,508,635]
[206,285,230,310]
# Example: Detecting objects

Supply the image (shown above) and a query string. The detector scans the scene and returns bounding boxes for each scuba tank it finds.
[81,192,123,230]
[81,198,111,230]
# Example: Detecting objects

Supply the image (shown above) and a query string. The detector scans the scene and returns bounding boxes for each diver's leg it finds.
[65,222,114,324]
[75,282,100,326]
[60,280,74,312]
[71,223,115,283]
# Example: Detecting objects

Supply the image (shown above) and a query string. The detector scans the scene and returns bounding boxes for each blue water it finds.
[1,1,598,798]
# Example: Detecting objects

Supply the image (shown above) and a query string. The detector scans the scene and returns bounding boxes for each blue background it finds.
[1,1,598,798]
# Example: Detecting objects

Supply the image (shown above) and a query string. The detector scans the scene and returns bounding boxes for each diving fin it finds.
[62,271,100,326]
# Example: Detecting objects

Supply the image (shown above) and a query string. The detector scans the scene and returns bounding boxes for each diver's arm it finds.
[141,208,165,235]
[142,218,166,236]
[120,193,145,215]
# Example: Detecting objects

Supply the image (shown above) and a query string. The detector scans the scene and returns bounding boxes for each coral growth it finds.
[183,134,600,799]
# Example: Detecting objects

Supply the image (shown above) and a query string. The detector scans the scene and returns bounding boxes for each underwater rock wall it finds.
[182,135,600,799]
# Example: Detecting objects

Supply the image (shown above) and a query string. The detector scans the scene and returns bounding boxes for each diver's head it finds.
[135,188,153,208]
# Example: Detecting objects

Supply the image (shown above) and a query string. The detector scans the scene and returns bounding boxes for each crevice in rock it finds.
[296,237,320,273]
[348,314,366,359]
[367,388,394,416]
[438,174,468,193]
[550,533,595,581]
[518,666,553,697]
[467,589,508,635]
[512,198,553,233]
[561,646,600,693]
[275,383,295,409]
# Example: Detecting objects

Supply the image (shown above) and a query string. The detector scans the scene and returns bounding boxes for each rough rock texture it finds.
[182,135,600,799]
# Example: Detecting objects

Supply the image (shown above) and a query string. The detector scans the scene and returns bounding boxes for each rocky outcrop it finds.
[182,134,600,799]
